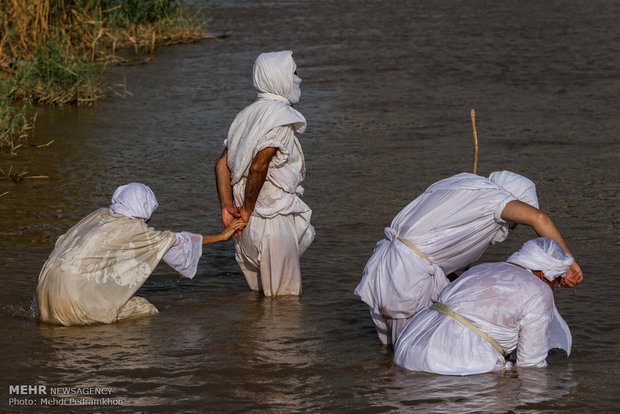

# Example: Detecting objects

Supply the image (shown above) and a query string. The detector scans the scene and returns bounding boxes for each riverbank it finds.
[0,0,212,154]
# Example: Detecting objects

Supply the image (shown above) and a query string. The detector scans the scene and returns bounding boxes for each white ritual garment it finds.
[355,173,530,344]
[37,208,203,326]
[226,50,306,187]
[225,51,314,296]
[393,262,572,375]
[162,231,204,278]
[232,125,314,296]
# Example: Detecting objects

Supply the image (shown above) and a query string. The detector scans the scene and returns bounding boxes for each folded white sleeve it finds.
[162,232,203,279]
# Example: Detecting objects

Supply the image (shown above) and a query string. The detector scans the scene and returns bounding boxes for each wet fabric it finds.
[508,237,574,281]
[225,51,314,296]
[37,208,203,326]
[162,231,204,279]
[234,210,314,296]
[355,172,539,344]
[232,126,314,296]
[393,260,572,375]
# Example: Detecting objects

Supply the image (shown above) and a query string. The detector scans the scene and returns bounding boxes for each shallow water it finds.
[1,0,619,412]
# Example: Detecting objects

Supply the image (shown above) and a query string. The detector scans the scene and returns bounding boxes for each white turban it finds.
[253,50,298,104]
[507,237,574,281]
[109,183,158,221]
[489,170,539,209]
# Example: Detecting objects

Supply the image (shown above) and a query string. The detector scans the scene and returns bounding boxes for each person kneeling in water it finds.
[37,183,244,326]
[393,237,574,375]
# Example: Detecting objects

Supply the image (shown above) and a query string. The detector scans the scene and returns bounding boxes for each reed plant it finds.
[0,0,211,152]
[0,82,33,154]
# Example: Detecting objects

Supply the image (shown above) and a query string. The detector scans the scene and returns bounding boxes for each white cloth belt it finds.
[397,236,433,265]
[431,301,505,355]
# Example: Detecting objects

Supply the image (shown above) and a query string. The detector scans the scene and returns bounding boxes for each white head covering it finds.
[507,237,574,281]
[488,170,539,209]
[289,75,302,104]
[253,50,299,104]
[109,183,158,221]
[226,50,307,186]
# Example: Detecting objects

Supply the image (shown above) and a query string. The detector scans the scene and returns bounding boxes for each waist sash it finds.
[430,301,505,355]
[396,236,433,265]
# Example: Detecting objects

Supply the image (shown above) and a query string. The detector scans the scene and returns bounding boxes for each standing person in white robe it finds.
[393,237,574,375]
[37,183,244,326]
[355,171,583,345]
[215,50,315,296]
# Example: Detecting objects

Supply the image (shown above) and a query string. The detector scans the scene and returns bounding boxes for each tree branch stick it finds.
[471,108,478,174]
[31,139,54,148]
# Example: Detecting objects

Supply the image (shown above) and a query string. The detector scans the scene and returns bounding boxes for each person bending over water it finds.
[37,183,244,326]
[355,171,583,345]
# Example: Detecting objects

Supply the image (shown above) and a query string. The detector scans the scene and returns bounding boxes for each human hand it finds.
[220,218,247,240]
[221,206,241,227]
[558,262,583,288]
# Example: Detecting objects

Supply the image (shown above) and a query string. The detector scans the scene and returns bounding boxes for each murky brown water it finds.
[1,0,619,412]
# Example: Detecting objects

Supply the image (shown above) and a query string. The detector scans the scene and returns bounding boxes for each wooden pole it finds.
[471,109,478,174]
[31,139,54,149]
[0,175,49,180]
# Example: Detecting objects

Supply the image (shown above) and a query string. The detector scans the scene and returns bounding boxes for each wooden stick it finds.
[471,108,478,174]
[0,191,9,198]
[0,175,49,180]
[31,139,54,148]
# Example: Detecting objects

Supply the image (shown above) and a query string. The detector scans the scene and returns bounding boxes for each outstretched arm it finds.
[215,149,240,227]
[202,218,246,245]
[240,147,277,222]
[501,200,583,287]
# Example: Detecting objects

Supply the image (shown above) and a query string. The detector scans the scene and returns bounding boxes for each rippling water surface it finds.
[1,0,619,412]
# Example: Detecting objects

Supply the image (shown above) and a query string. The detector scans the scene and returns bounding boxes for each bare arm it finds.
[202,218,246,245]
[501,200,583,287]
[240,147,277,221]
[215,149,240,226]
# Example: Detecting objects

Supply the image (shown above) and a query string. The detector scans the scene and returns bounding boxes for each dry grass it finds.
[0,0,212,68]
[0,0,212,152]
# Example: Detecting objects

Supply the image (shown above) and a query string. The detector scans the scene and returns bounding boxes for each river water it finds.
[1,0,619,412]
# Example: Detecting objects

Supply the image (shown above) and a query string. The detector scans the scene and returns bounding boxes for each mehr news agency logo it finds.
[8,384,124,407]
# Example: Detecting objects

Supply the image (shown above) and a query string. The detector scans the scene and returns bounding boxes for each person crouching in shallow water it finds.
[36,183,245,326]
[393,237,574,375]
[355,170,583,346]
[215,50,315,296]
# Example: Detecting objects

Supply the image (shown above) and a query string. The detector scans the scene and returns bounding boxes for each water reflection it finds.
[36,318,169,407]
[225,294,314,410]
[389,362,577,413]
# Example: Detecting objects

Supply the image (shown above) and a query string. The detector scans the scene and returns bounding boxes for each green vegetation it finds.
[0,0,211,152]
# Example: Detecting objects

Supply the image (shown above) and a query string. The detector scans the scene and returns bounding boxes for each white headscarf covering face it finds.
[488,170,539,209]
[289,75,302,104]
[507,237,574,281]
[253,50,298,104]
[109,183,158,221]
[226,50,306,186]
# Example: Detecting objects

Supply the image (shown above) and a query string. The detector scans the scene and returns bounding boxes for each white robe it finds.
[355,173,518,344]
[393,262,572,375]
[230,126,314,296]
[37,208,202,325]
[224,51,314,296]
